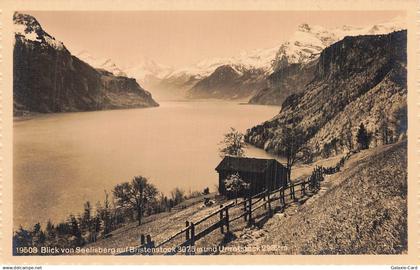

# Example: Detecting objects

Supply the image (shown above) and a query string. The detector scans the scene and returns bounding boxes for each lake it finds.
[13,101,279,228]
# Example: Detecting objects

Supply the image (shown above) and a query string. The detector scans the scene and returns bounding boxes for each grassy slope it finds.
[85,193,235,254]
[87,142,406,255]
[251,141,407,254]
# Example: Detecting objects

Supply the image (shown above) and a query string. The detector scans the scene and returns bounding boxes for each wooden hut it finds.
[215,156,288,197]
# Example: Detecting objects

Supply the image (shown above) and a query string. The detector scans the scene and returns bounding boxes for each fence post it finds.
[281,188,285,205]
[219,204,224,234]
[140,234,145,245]
[278,189,281,206]
[146,234,154,255]
[225,207,230,233]
[267,190,272,217]
[185,221,190,255]
[146,234,153,245]
[243,199,248,221]
[280,188,285,212]
[301,182,306,196]
[185,221,190,242]
[137,234,146,255]
[247,197,252,225]
[190,223,195,255]
[263,191,267,210]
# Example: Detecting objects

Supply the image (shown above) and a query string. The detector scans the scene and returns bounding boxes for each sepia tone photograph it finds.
[11,7,409,258]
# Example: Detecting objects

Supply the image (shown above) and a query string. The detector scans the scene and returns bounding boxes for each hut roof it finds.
[215,156,284,173]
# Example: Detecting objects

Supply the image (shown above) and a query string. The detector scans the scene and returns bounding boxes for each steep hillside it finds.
[13,12,158,114]
[222,141,407,254]
[276,141,407,254]
[187,65,267,100]
[245,30,407,158]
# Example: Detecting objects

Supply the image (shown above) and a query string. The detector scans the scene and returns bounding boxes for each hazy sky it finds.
[27,10,404,68]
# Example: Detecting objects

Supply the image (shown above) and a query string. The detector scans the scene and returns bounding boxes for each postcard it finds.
[0,0,419,265]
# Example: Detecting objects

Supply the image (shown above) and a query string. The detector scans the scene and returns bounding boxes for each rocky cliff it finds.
[245,30,407,158]
[13,12,158,115]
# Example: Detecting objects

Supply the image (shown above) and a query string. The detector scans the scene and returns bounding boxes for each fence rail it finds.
[118,166,326,255]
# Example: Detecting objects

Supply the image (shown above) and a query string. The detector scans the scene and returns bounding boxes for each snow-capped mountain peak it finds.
[271,17,406,71]
[124,57,174,84]
[165,46,279,81]
[74,50,127,77]
[153,16,406,99]
[14,12,65,50]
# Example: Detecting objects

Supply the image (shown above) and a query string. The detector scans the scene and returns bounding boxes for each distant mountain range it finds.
[13,12,158,115]
[187,18,405,102]
[82,17,404,102]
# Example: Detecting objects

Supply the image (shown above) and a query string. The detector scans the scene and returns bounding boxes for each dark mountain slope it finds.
[187,65,266,100]
[245,31,407,158]
[13,12,158,114]
[248,60,317,105]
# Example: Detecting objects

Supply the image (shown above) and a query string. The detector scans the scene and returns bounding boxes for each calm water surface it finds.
[14,101,279,227]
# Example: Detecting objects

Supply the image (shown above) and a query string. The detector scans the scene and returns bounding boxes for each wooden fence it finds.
[118,166,324,255]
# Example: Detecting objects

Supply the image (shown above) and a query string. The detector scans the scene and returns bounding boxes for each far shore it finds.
[13,99,279,122]
[238,102,281,108]
[13,105,159,121]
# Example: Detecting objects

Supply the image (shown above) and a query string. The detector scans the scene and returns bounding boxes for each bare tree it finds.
[113,176,158,226]
[276,125,308,184]
[219,127,246,158]
[97,191,111,234]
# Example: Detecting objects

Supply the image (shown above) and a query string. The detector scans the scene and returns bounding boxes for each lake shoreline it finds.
[13,99,267,122]
[13,104,161,122]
